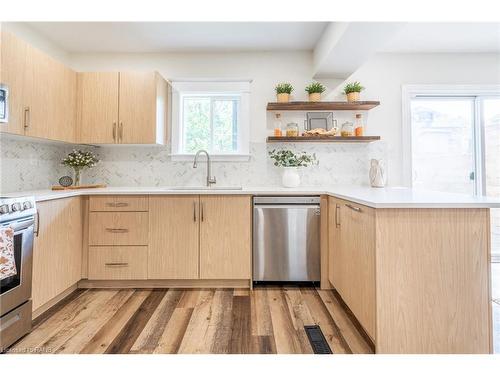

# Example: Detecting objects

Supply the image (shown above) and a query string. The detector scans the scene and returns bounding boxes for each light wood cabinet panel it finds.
[77,72,119,143]
[199,195,251,279]
[0,31,33,135]
[32,197,83,311]
[89,195,148,212]
[327,197,342,289]
[375,208,490,354]
[148,196,199,279]
[88,212,148,246]
[88,246,147,280]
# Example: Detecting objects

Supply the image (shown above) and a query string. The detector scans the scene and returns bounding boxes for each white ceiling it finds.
[381,22,500,53]
[25,22,329,52]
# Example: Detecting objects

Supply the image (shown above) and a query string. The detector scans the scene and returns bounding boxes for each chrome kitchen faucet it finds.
[193,150,216,187]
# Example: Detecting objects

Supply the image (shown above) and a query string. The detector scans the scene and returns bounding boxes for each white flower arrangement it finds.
[62,150,99,168]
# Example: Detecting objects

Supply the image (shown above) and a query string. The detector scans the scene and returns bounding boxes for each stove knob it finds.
[11,202,22,212]
[0,204,9,214]
[23,201,33,210]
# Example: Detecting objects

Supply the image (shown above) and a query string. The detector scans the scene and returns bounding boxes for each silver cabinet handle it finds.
[119,122,123,143]
[201,202,204,222]
[193,201,197,222]
[112,122,117,142]
[34,209,40,237]
[23,106,30,130]
[105,262,128,267]
[335,204,340,227]
[106,202,129,208]
[105,228,129,233]
[345,203,362,212]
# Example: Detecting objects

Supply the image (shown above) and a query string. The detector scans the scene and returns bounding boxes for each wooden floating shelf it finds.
[266,101,380,111]
[267,136,381,143]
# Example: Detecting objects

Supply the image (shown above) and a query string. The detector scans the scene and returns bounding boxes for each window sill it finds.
[170,154,251,162]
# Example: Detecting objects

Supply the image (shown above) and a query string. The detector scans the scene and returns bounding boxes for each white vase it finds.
[282,167,301,188]
[369,159,386,188]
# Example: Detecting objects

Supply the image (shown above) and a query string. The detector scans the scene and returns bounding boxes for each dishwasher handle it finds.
[254,204,320,210]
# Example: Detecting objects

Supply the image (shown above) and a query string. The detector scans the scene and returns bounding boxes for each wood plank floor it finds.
[9,287,374,354]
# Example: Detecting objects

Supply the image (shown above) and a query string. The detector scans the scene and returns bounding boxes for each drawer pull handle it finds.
[345,203,362,212]
[105,228,129,233]
[106,202,129,207]
[105,262,128,267]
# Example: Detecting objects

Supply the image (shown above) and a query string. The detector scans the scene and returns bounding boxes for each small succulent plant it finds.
[343,81,365,94]
[305,82,326,94]
[275,82,294,94]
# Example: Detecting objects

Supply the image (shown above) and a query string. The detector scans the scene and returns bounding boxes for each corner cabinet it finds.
[77,71,170,144]
[1,31,77,142]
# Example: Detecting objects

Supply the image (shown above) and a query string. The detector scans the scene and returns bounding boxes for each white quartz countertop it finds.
[2,186,500,208]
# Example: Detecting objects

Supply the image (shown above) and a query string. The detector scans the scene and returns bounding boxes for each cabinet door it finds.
[338,199,376,339]
[148,196,199,279]
[77,72,119,143]
[199,195,251,279]
[0,31,33,135]
[32,197,83,311]
[118,72,157,144]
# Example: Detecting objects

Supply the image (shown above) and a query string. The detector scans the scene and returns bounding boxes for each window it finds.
[171,81,250,161]
[403,85,500,261]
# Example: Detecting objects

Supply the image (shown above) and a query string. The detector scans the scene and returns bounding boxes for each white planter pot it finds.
[282,167,301,188]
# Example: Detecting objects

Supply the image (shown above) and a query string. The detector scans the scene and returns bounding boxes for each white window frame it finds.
[170,80,251,162]
[401,84,500,193]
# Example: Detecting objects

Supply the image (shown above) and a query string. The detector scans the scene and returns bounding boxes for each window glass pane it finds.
[213,99,238,153]
[483,97,500,258]
[183,97,210,153]
[410,98,475,194]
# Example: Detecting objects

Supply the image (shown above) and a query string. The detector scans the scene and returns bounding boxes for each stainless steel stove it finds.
[0,196,36,351]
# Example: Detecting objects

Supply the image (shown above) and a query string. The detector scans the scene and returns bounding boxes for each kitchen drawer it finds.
[89,195,149,212]
[89,212,148,246]
[88,246,147,280]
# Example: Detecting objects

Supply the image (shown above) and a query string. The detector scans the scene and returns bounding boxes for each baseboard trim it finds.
[78,279,251,289]
[32,283,81,322]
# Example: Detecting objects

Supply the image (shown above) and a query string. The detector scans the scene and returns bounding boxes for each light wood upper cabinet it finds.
[0,31,77,142]
[32,197,83,311]
[1,31,33,135]
[77,72,119,143]
[199,195,251,279]
[328,197,376,339]
[77,71,169,144]
[148,196,199,279]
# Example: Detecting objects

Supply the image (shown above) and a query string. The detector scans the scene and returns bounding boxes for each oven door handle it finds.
[3,217,35,232]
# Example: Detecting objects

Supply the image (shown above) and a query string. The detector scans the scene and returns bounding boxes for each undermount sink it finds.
[164,186,243,191]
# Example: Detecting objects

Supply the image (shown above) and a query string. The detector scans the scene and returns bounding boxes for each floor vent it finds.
[304,325,333,354]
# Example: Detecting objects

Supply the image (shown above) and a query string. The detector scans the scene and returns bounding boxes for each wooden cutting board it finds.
[52,184,107,190]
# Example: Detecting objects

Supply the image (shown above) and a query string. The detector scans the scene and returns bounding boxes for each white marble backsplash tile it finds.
[0,136,387,193]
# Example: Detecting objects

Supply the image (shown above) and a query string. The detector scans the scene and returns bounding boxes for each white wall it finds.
[328,52,500,185]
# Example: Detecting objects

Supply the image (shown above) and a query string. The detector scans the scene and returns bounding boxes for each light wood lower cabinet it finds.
[148,195,251,280]
[327,198,491,354]
[88,246,147,280]
[148,196,199,279]
[199,195,251,279]
[32,197,83,311]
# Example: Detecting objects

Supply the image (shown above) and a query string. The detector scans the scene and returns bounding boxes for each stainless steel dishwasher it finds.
[253,196,321,282]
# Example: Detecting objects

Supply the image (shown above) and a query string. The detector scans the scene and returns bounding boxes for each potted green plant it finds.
[62,149,99,186]
[343,81,365,102]
[305,82,326,102]
[269,149,317,188]
[275,83,293,103]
